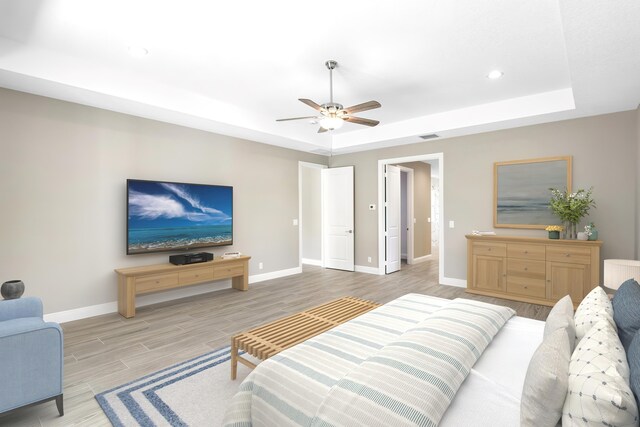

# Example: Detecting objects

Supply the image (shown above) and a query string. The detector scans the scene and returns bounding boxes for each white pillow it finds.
[544,295,576,352]
[574,286,614,344]
[572,318,629,381]
[521,328,571,427]
[562,319,638,426]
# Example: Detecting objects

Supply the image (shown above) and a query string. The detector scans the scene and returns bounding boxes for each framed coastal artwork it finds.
[494,156,572,229]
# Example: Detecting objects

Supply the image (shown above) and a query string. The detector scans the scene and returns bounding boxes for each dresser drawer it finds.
[136,273,180,293]
[507,259,546,279]
[213,263,245,279]
[507,243,545,261]
[179,266,214,285]
[546,245,592,264]
[472,242,506,257]
[506,277,546,299]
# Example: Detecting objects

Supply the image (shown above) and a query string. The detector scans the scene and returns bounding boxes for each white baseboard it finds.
[44,301,118,324]
[249,266,302,284]
[440,277,467,288]
[44,266,303,324]
[412,254,432,264]
[355,265,384,275]
[301,258,322,266]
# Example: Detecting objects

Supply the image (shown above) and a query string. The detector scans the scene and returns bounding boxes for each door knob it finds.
[347,230,353,234]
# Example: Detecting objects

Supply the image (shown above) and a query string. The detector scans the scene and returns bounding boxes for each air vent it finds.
[419,133,439,140]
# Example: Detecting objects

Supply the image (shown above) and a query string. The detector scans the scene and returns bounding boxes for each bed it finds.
[225,294,544,427]
[223,290,640,427]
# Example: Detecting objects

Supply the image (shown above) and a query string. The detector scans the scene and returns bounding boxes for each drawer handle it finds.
[524,267,528,271]
[524,286,528,289]
[565,253,571,257]
[487,248,492,251]
[195,275,199,278]
[524,251,528,254]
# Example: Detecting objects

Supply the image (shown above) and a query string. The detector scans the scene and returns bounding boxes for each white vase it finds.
[577,232,588,241]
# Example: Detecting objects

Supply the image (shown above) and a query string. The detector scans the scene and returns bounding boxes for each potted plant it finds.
[545,225,563,239]
[548,187,596,239]
[584,222,598,241]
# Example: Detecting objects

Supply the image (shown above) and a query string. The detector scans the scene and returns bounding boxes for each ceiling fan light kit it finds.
[277,60,381,133]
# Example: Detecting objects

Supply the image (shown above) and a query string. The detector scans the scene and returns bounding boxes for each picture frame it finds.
[494,156,572,229]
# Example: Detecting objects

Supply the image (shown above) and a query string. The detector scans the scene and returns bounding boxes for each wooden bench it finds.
[231,296,380,379]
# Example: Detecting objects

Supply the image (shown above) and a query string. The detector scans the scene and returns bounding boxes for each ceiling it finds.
[0,0,638,155]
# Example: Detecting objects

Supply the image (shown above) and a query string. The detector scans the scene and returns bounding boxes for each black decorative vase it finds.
[1,280,25,300]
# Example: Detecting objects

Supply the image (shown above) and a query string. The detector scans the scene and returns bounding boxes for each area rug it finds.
[95,346,256,427]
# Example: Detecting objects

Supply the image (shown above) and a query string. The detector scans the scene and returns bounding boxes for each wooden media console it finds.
[115,255,251,318]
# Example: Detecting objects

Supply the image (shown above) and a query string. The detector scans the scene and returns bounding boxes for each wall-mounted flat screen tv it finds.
[127,179,233,255]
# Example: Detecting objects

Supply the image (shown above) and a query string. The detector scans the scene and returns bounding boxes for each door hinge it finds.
[384,173,387,178]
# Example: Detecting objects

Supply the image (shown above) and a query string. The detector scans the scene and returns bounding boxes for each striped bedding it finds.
[223,294,515,427]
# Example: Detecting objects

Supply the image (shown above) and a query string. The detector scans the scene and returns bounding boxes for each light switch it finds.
[449,220,455,228]
[428,217,431,223]
[293,219,298,226]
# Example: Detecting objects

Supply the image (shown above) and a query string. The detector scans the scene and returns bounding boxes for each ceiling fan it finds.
[277,60,381,133]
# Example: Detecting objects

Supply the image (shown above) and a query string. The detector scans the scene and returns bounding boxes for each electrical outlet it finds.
[259,262,263,270]
[293,219,298,226]
[449,220,455,228]
[367,256,372,263]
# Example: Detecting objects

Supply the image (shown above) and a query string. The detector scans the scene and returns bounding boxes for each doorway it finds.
[378,153,444,282]
[299,162,355,272]
[299,162,326,267]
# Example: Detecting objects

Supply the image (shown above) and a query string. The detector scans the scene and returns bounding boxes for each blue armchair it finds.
[0,297,64,416]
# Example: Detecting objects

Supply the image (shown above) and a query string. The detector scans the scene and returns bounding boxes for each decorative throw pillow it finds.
[562,319,638,426]
[520,328,571,427]
[544,295,576,352]
[572,319,630,380]
[574,286,615,344]
[613,279,640,352]
[628,330,640,413]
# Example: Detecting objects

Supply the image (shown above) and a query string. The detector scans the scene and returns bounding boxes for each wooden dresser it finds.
[466,235,602,307]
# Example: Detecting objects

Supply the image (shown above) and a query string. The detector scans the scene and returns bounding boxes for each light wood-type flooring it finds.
[1,256,551,426]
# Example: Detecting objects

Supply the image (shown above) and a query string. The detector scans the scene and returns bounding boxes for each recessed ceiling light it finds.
[487,70,504,80]
[127,46,149,58]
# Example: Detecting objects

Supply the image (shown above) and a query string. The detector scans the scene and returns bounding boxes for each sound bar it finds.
[169,252,214,265]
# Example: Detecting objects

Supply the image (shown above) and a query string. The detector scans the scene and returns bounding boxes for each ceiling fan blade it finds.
[344,116,380,127]
[317,127,328,133]
[276,116,318,122]
[344,100,381,115]
[299,98,323,111]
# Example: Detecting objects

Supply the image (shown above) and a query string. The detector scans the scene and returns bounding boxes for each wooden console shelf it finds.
[115,255,251,318]
[466,235,602,307]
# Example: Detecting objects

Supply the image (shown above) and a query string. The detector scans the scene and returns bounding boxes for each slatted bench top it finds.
[230,296,381,379]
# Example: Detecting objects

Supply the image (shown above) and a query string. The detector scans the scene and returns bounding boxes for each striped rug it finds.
[95,346,255,427]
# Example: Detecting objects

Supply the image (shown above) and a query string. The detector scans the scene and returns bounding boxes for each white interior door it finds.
[322,166,354,271]
[385,164,401,274]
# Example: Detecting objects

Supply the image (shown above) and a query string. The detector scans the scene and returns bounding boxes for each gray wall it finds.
[398,162,432,258]
[0,88,327,314]
[637,105,640,259]
[330,111,639,281]
[301,165,322,261]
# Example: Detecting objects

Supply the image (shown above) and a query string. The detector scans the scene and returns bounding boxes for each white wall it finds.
[0,88,327,315]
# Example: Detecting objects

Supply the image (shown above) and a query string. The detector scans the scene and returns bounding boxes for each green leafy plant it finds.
[548,187,596,224]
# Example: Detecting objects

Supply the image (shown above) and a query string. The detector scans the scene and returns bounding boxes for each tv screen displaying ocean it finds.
[128,225,232,253]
